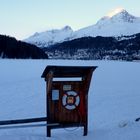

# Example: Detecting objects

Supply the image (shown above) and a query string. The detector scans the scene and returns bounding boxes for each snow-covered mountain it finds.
[24,8,140,48]
[24,26,73,48]
[73,8,140,38]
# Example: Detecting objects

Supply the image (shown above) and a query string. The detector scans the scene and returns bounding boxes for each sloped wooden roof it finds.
[41,66,97,78]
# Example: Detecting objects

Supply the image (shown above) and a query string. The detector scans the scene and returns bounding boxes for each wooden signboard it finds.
[41,66,97,137]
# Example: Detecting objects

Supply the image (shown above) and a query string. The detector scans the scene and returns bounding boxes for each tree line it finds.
[44,33,140,61]
[0,35,48,59]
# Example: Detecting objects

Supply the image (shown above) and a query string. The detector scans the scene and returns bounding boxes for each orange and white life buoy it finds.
[62,91,80,110]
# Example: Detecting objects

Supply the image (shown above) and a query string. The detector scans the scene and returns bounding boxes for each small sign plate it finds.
[52,90,59,100]
[63,85,72,91]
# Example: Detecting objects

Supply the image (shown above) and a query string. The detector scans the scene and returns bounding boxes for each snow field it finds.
[0,60,140,140]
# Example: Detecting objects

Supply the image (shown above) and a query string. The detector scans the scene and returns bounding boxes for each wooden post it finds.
[46,70,54,137]
[82,68,94,136]
[84,124,88,136]
[47,126,51,137]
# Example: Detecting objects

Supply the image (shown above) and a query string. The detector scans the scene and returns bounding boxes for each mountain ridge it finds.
[24,26,73,48]
[24,8,140,48]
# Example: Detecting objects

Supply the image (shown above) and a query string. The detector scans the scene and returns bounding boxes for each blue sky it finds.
[0,0,140,40]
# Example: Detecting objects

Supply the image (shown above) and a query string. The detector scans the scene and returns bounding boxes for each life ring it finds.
[62,91,80,110]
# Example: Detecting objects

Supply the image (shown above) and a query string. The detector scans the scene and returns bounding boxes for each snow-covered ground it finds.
[0,59,140,140]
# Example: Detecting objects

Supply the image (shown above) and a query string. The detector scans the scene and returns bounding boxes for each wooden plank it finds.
[0,117,47,126]
[0,123,46,130]
[47,122,85,129]
[42,66,97,78]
